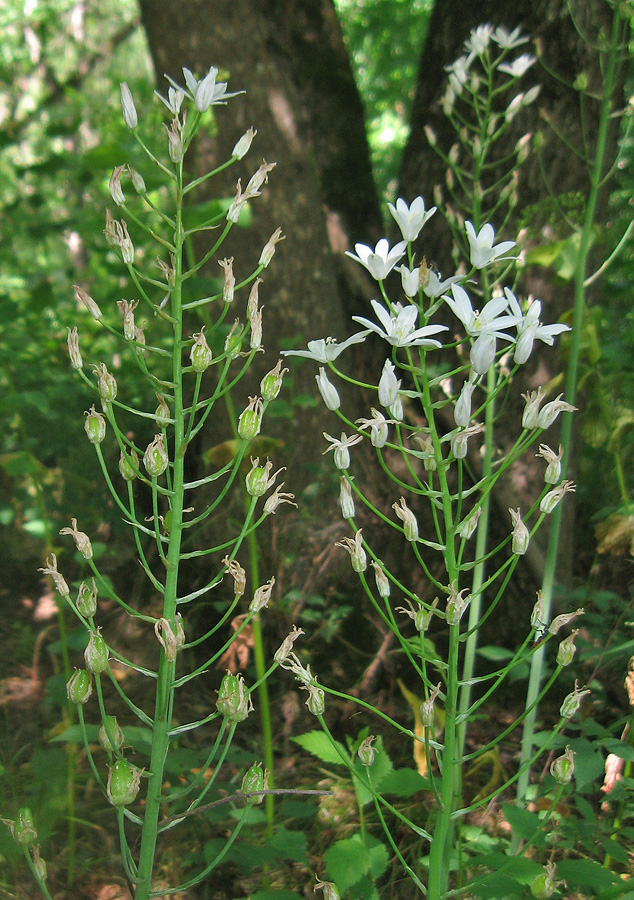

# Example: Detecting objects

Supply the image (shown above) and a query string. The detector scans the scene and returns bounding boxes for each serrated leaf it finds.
[501,803,541,841]
[556,858,618,890]
[292,730,348,766]
[379,766,429,796]
[324,838,372,892]
[268,827,308,863]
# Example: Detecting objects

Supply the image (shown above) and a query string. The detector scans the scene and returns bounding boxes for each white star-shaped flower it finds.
[443,284,520,375]
[498,54,536,78]
[346,238,407,281]
[492,26,529,50]
[281,332,370,362]
[352,300,447,349]
[166,66,243,113]
[388,197,437,243]
[504,288,570,364]
[465,221,517,269]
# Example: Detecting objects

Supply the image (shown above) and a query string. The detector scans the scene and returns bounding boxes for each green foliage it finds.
[334,0,434,201]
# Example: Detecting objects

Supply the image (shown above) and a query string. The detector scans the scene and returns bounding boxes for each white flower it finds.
[465,221,516,269]
[345,238,407,281]
[498,54,536,78]
[444,55,472,96]
[323,431,363,470]
[388,197,437,243]
[155,85,185,114]
[352,300,447,349]
[422,270,462,299]
[120,83,138,129]
[315,368,340,411]
[492,26,529,50]
[464,24,493,56]
[166,66,243,112]
[504,288,571,365]
[378,359,400,408]
[398,265,420,298]
[536,394,577,430]
[356,408,393,448]
[454,380,476,428]
[281,332,369,362]
[444,284,519,374]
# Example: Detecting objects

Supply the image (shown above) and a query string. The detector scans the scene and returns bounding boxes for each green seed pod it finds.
[84,405,106,444]
[93,363,117,403]
[119,448,139,481]
[12,808,37,846]
[217,672,253,722]
[531,863,558,898]
[76,579,98,618]
[99,715,125,752]
[32,845,47,881]
[190,328,213,373]
[261,360,288,401]
[357,735,376,767]
[238,396,264,440]
[84,629,109,674]
[241,762,268,805]
[66,668,93,705]
[550,746,575,785]
[107,759,142,807]
[143,434,169,478]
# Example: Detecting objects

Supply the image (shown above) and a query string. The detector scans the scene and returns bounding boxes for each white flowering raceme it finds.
[388,196,437,242]
[465,221,517,269]
[281,332,369,362]
[352,300,447,349]
[444,55,472,96]
[504,288,570,364]
[345,238,407,281]
[465,24,494,56]
[492,25,528,49]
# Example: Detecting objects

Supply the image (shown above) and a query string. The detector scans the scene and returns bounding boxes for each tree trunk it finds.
[138,0,381,488]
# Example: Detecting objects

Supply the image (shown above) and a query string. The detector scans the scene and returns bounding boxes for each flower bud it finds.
[339,476,355,519]
[556,630,579,667]
[119,448,139,481]
[530,863,558,899]
[378,359,400,408]
[315,880,340,900]
[316,367,340,411]
[190,328,213,373]
[259,227,285,267]
[241,762,268,804]
[540,480,576,514]
[537,444,563,484]
[99,715,125,752]
[127,166,146,193]
[560,680,591,719]
[60,517,93,559]
[238,396,264,440]
[357,735,376,767]
[550,745,575,785]
[335,529,367,573]
[66,668,93,704]
[109,165,126,206]
[218,257,235,303]
[304,682,325,716]
[537,394,577,430]
[392,497,419,542]
[261,360,288,401]
[521,388,546,429]
[164,118,183,163]
[85,405,106,444]
[76,579,98,617]
[232,126,257,160]
[223,556,246,598]
[370,560,390,598]
[458,505,482,539]
[85,628,109,674]
[32,845,47,882]
[74,285,102,320]
[420,683,441,728]
[12,808,37,846]
[144,434,169,478]
[446,586,471,626]
[250,576,275,613]
[117,298,139,341]
[509,508,529,555]
[217,672,253,722]
[67,326,83,369]
[120,82,138,129]
[107,759,142,806]
[454,380,475,428]
[549,607,584,635]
